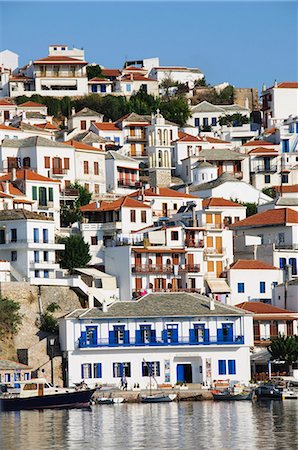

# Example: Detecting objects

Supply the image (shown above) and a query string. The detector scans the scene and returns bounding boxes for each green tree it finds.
[60,235,91,273]
[0,296,22,338]
[38,303,61,333]
[160,96,191,126]
[194,76,209,87]
[217,85,234,104]
[71,182,92,208]
[218,113,249,127]
[268,334,298,374]
[262,187,276,199]
[86,65,103,80]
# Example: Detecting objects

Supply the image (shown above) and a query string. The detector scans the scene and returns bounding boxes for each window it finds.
[278,233,285,244]
[113,362,131,377]
[260,281,266,294]
[211,117,217,126]
[282,174,289,184]
[84,183,89,192]
[141,210,147,223]
[282,140,289,153]
[44,157,50,169]
[4,373,11,383]
[94,162,99,175]
[218,360,226,375]
[34,251,39,263]
[81,363,92,379]
[24,373,30,381]
[194,118,200,127]
[130,209,136,222]
[100,85,107,93]
[91,85,98,93]
[114,137,120,144]
[48,188,53,202]
[84,161,89,174]
[34,270,40,278]
[279,258,286,269]
[0,230,5,244]
[81,120,87,130]
[94,184,99,194]
[44,270,49,279]
[11,251,17,262]
[44,251,49,262]
[112,325,128,344]
[137,325,156,344]
[228,360,236,375]
[289,258,297,276]
[43,229,48,243]
[33,228,39,243]
[142,362,160,377]
[64,158,70,170]
[264,175,271,184]
[39,187,47,206]
[91,236,98,245]
[93,363,102,378]
[171,231,179,240]
[203,117,208,127]
[237,282,245,293]
[173,203,178,210]
[23,157,30,168]
[11,228,17,242]
[32,186,38,201]
[126,84,131,92]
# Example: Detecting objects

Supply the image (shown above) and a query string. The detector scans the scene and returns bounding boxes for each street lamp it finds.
[49,337,55,385]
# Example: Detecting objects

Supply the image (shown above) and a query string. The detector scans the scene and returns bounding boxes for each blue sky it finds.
[0,1,297,90]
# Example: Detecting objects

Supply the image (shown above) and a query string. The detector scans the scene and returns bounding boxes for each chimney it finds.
[245,97,249,109]
[130,73,133,81]
[192,205,197,227]
[155,186,160,195]
[185,185,189,194]
[102,299,108,313]
[274,80,278,88]
[95,200,100,209]
[71,107,76,117]
[12,168,17,181]
[4,181,9,194]
[208,294,215,310]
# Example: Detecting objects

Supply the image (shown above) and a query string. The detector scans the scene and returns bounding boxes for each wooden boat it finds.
[254,384,282,400]
[140,393,177,403]
[212,390,253,401]
[96,397,124,405]
[0,378,95,411]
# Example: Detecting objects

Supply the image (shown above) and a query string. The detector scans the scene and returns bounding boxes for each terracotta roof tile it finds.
[129,187,198,199]
[275,185,298,193]
[93,122,120,131]
[64,139,104,151]
[236,302,293,314]
[34,122,58,130]
[205,136,230,144]
[18,101,46,108]
[230,208,298,228]
[243,140,273,147]
[277,82,298,89]
[230,259,279,270]
[34,56,87,64]
[0,124,19,131]
[120,74,156,82]
[101,69,121,77]
[0,169,59,183]
[248,147,278,154]
[202,198,244,208]
[174,131,200,143]
[80,196,151,212]
[0,100,15,106]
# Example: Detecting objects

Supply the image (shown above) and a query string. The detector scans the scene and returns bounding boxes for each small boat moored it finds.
[212,390,253,401]
[140,393,177,403]
[96,397,124,405]
[254,384,283,401]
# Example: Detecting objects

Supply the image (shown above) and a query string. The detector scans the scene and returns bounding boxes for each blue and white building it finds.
[59,292,253,388]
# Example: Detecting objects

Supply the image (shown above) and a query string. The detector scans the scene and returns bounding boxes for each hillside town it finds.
[0,44,298,391]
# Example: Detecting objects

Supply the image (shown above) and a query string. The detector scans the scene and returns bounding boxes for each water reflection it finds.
[1,401,298,450]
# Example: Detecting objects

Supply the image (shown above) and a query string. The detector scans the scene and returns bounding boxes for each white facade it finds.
[149,66,204,88]
[105,151,141,195]
[59,293,253,388]
[262,82,298,128]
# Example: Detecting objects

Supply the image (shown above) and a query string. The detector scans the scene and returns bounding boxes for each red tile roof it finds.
[205,136,230,144]
[130,187,198,199]
[243,140,273,147]
[0,100,15,106]
[0,182,24,196]
[65,140,104,151]
[174,131,200,143]
[236,302,293,314]
[275,185,298,193]
[80,196,151,212]
[88,77,111,83]
[230,259,279,270]
[18,101,46,108]
[120,74,156,82]
[230,208,298,228]
[203,198,244,208]
[34,56,87,64]
[0,169,59,183]
[93,122,120,131]
[34,122,58,130]
[248,147,278,154]
[101,69,121,77]
[0,124,19,131]
[276,82,298,89]
[124,66,144,71]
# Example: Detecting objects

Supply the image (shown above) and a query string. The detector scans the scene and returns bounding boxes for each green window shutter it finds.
[32,186,37,200]
[49,188,53,202]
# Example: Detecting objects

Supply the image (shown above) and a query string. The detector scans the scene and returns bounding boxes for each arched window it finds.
[164,151,169,167]
[157,129,162,145]
[163,129,168,145]
[23,157,31,168]
[158,150,163,167]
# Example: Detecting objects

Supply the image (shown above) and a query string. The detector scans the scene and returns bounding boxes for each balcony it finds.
[205,223,223,230]
[185,239,204,248]
[178,264,201,273]
[117,180,142,189]
[204,247,225,255]
[132,265,173,274]
[37,201,54,210]
[132,288,202,296]
[126,135,147,143]
[252,165,278,173]
[273,243,298,250]
[50,168,68,177]
[78,334,244,348]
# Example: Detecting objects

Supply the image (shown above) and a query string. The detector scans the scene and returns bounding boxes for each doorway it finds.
[176,364,192,383]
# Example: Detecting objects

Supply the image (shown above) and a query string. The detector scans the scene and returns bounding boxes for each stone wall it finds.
[234,88,259,111]
[149,169,171,188]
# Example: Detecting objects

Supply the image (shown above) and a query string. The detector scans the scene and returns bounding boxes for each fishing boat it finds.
[0,378,95,411]
[96,397,124,405]
[140,359,177,404]
[212,390,253,401]
[254,384,282,400]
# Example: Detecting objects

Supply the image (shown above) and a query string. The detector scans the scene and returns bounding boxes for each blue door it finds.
[86,326,97,346]
[167,324,178,343]
[222,323,233,342]
[177,364,185,382]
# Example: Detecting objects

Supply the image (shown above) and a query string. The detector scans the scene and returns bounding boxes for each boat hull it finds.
[212,392,252,401]
[140,394,176,403]
[0,389,96,411]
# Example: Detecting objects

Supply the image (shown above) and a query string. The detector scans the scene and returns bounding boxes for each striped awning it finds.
[207,279,231,293]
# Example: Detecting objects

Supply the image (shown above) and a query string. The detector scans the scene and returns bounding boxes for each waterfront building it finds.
[59,292,253,388]
[226,260,283,305]
[0,360,31,385]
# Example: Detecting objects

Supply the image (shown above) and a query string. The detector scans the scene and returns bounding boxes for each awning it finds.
[117,165,141,171]
[250,349,271,364]
[207,279,231,293]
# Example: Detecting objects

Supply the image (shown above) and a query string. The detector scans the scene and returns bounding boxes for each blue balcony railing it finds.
[78,335,244,348]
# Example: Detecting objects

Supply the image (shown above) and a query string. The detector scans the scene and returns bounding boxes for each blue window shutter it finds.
[260,282,265,293]
[142,362,146,376]
[279,258,286,269]
[228,360,236,375]
[172,328,178,343]
[97,363,102,378]
[124,330,130,344]
[189,329,196,343]
[150,329,156,343]
[109,331,115,345]
[32,186,37,200]
[81,364,85,379]
[289,258,297,276]
[162,329,168,343]
[195,118,200,127]
[218,360,226,375]
[217,329,223,342]
[80,331,87,347]
[296,123,298,133]
[204,328,210,342]
[49,188,53,202]
[120,363,124,377]
[135,330,142,344]
[43,229,48,243]
[33,228,39,243]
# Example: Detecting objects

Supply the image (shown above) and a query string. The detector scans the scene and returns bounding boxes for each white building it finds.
[0,50,19,98]
[227,259,283,305]
[59,292,253,388]
[261,82,298,128]
[0,209,64,281]
[149,64,204,89]
[115,73,159,97]
[105,151,141,195]
[67,107,104,132]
